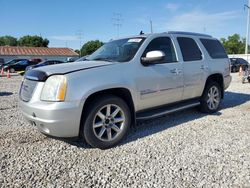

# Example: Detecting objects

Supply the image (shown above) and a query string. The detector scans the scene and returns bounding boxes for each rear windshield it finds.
[200,39,228,59]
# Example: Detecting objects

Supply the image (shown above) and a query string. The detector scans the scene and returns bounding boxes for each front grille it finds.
[20,79,38,102]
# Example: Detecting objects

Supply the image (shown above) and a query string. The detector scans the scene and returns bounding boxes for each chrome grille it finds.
[20,79,38,102]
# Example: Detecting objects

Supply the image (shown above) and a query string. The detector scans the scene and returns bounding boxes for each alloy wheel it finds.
[92,104,125,142]
[207,86,220,110]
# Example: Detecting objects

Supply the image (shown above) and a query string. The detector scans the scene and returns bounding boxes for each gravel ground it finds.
[0,73,250,187]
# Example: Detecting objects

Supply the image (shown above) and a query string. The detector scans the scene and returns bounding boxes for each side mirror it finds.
[141,50,165,64]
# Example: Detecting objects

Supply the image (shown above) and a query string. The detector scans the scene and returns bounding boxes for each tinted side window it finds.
[19,61,28,65]
[41,62,49,65]
[177,37,202,61]
[200,39,228,59]
[143,37,177,63]
[48,61,55,65]
[30,61,37,65]
[238,58,248,64]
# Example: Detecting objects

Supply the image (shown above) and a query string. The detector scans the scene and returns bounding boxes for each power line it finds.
[112,13,123,38]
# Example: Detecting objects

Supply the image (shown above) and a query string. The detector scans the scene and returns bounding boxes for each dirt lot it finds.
[0,73,250,187]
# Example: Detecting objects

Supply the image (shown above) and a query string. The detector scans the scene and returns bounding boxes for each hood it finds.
[24,61,114,81]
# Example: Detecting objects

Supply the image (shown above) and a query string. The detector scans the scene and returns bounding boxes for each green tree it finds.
[80,40,104,56]
[0,36,18,46]
[74,49,80,54]
[18,35,49,47]
[220,34,246,54]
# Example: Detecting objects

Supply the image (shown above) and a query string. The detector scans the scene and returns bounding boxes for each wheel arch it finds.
[204,73,224,98]
[79,87,136,136]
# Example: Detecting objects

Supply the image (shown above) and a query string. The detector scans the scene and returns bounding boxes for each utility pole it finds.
[245,0,250,61]
[203,27,206,34]
[150,20,153,33]
[76,30,83,57]
[112,13,123,38]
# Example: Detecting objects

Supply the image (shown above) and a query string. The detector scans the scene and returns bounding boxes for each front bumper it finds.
[19,99,83,138]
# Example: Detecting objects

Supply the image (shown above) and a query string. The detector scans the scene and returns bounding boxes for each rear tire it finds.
[82,95,131,149]
[200,81,222,113]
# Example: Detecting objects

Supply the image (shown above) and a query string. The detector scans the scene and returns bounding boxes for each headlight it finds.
[40,75,67,102]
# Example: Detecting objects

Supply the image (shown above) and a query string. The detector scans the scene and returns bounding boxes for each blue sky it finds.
[0,0,248,49]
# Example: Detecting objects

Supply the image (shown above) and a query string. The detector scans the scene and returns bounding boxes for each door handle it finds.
[200,65,208,70]
[170,68,182,74]
[170,69,177,74]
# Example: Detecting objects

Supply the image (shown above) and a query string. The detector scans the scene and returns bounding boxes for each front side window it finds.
[142,37,177,63]
[177,37,202,62]
[87,38,145,63]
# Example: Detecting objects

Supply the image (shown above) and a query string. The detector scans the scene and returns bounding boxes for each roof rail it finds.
[167,31,212,38]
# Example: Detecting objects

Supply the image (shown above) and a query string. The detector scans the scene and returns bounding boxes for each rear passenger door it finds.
[176,37,206,100]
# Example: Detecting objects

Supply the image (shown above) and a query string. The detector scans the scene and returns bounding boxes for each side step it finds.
[136,100,200,121]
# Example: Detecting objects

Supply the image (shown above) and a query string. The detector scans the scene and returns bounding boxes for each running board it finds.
[136,101,200,121]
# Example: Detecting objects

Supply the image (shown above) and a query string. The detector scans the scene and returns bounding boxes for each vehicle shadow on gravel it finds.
[122,91,250,146]
[64,91,250,149]
[0,92,13,96]
[221,91,250,109]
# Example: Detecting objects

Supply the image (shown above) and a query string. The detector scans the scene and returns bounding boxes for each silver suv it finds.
[19,31,231,149]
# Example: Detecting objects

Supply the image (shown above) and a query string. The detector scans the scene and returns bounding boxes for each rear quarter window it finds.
[200,39,228,59]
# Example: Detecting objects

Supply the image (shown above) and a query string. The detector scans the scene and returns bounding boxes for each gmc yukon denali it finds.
[19,31,231,149]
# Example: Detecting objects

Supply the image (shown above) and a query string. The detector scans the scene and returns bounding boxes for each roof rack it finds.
[167,31,212,38]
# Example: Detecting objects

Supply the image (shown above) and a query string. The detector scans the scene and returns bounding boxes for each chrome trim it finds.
[140,86,183,96]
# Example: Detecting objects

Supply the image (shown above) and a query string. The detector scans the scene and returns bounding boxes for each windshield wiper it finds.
[92,58,114,62]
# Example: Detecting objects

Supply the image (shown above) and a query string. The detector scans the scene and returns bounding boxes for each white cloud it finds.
[158,10,240,33]
[165,3,180,12]
[50,35,79,41]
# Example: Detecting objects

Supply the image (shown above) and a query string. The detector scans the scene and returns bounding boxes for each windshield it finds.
[87,37,145,63]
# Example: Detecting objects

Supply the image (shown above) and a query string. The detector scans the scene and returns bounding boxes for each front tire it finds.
[82,95,131,149]
[200,81,222,113]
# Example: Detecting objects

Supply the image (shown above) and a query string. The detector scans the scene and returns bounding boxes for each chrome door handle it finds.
[170,68,182,74]
[201,65,208,70]
[170,69,177,73]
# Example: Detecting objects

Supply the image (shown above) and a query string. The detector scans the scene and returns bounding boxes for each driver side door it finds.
[136,37,184,110]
